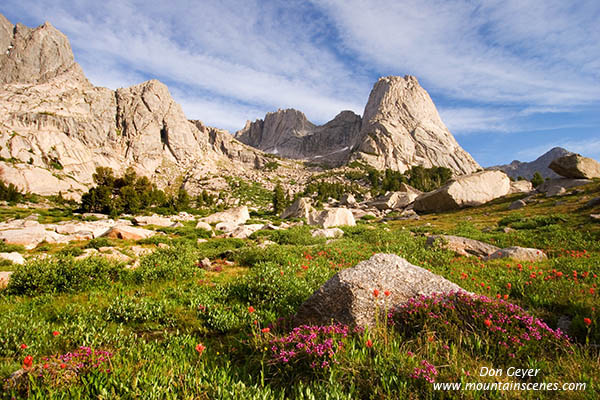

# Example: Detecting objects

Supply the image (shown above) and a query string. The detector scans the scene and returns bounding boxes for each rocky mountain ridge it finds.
[0,14,280,200]
[0,13,480,201]
[490,147,573,179]
[237,75,481,175]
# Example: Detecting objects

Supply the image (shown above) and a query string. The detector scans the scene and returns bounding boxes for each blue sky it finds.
[2,0,599,167]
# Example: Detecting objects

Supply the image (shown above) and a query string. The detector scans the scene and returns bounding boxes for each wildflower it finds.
[583,318,592,326]
[484,319,492,327]
[384,290,391,297]
[60,363,66,369]
[52,331,60,337]
[248,306,255,313]
[23,355,33,369]
[506,283,512,290]
[590,288,595,295]
[261,327,270,334]
[20,344,27,350]
[366,339,373,348]
[504,294,509,300]
[373,289,379,297]
[43,363,49,369]
[195,343,206,355]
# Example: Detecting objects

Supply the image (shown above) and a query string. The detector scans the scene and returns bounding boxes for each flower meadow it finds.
[1,184,600,399]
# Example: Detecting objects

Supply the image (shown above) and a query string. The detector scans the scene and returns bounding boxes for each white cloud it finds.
[313,0,600,108]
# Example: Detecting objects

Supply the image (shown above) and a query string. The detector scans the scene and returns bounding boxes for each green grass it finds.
[1,181,599,398]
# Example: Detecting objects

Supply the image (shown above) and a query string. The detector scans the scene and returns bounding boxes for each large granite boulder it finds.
[369,185,421,210]
[536,178,592,195]
[483,246,547,262]
[425,235,499,258]
[133,215,176,227]
[201,206,250,226]
[0,223,67,249]
[509,180,533,194]
[0,252,25,265]
[294,253,466,328]
[102,225,155,240]
[308,208,356,228]
[549,154,600,179]
[280,197,314,220]
[413,170,511,213]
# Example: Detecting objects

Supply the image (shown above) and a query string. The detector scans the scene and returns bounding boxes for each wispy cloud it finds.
[314,0,600,108]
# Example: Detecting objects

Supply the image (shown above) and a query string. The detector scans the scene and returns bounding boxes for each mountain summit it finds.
[237,75,480,174]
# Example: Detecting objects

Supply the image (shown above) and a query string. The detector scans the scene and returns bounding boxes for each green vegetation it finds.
[80,167,190,216]
[271,183,288,215]
[0,180,25,203]
[531,171,544,188]
[1,181,599,398]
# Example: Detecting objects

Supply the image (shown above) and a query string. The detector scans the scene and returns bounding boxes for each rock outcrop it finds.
[0,14,274,198]
[201,206,250,225]
[280,198,314,220]
[236,109,362,166]
[352,76,480,174]
[549,154,600,179]
[237,76,480,175]
[425,235,500,258]
[308,208,356,228]
[294,253,466,328]
[491,147,572,180]
[483,246,547,262]
[413,170,510,213]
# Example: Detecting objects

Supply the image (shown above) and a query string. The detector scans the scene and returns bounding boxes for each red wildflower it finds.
[384,290,391,297]
[504,294,509,300]
[301,265,308,270]
[23,355,33,369]
[484,319,492,327]
[373,289,380,297]
[52,331,60,337]
[60,363,66,369]
[195,343,206,355]
[590,288,595,295]
[365,339,373,348]
[43,363,49,369]
[261,327,270,333]
[20,344,27,350]
[584,318,592,326]
[248,306,255,313]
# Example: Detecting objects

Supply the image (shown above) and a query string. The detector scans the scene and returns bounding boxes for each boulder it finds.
[369,191,419,210]
[545,186,566,197]
[508,199,526,210]
[591,214,600,221]
[201,206,249,225]
[294,253,466,328]
[129,245,152,257]
[53,220,115,238]
[228,224,264,239]
[195,221,213,232]
[537,178,591,194]
[0,224,67,249]
[102,225,155,240]
[311,228,344,239]
[339,193,358,207]
[425,235,499,258]
[509,180,533,194]
[280,198,314,220]
[483,246,547,262]
[308,208,356,228]
[133,215,175,227]
[215,221,239,233]
[0,252,25,265]
[413,171,511,213]
[549,154,600,179]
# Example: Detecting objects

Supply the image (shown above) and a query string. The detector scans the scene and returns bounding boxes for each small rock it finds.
[426,235,499,258]
[0,252,25,265]
[591,214,600,221]
[508,199,526,210]
[199,258,211,269]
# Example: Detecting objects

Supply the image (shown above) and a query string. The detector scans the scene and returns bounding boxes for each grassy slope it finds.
[0,181,599,399]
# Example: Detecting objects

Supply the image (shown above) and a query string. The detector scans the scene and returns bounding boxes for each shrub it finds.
[129,243,200,284]
[6,256,124,296]
[390,292,572,363]
[531,172,544,188]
